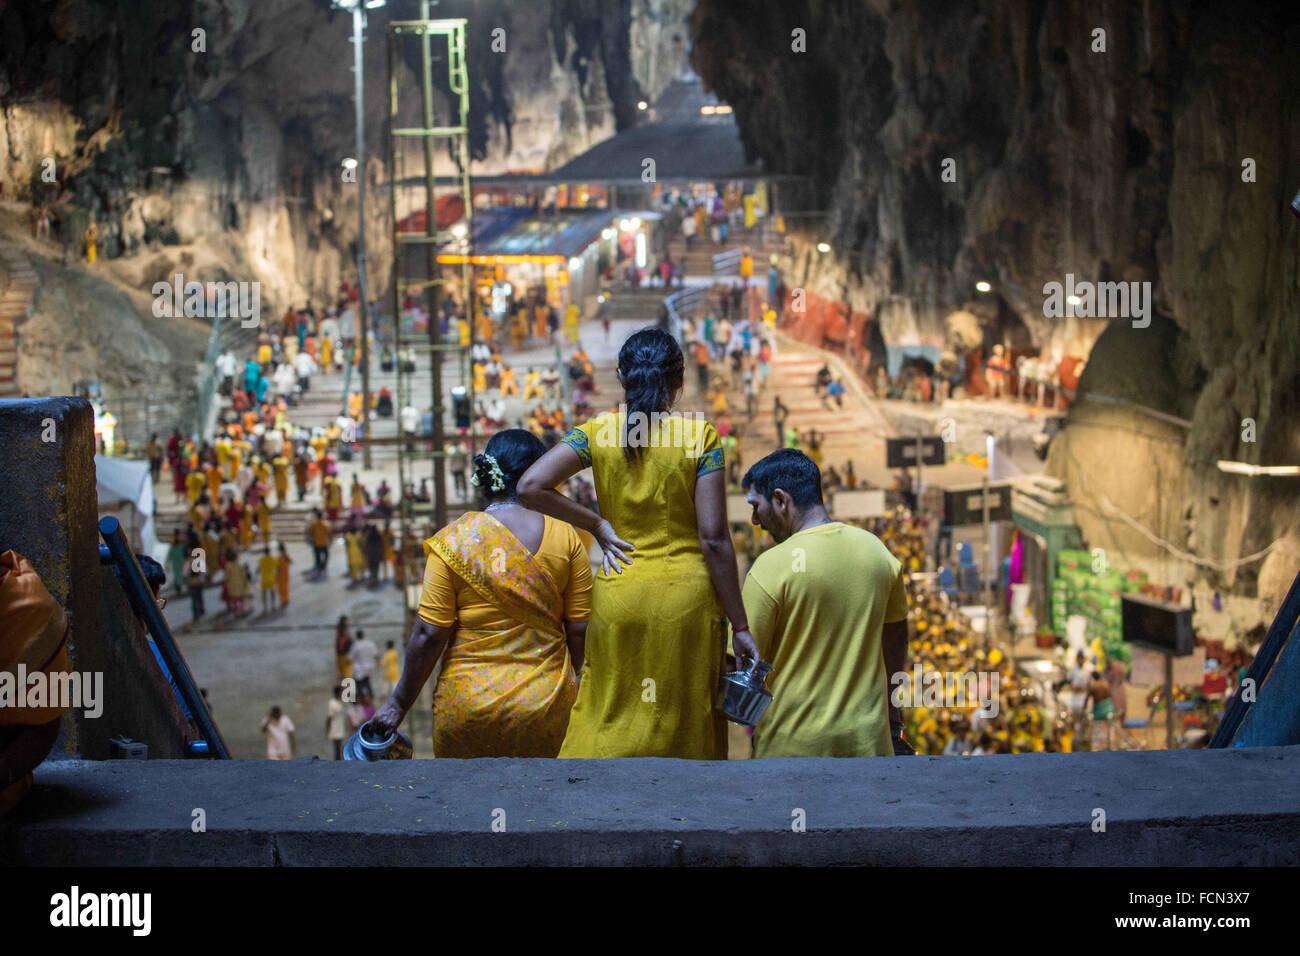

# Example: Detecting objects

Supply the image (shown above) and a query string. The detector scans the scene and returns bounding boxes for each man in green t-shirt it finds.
[740,449,912,758]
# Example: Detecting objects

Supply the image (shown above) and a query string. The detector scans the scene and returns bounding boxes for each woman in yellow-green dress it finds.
[518,327,758,758]
[370,430,591,757]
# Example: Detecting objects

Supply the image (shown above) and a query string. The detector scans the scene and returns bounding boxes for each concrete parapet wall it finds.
[4,746,1299,866]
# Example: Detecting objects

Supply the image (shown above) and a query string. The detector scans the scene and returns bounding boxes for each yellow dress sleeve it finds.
[416,550,457,628]
[563,525,593,623]
[694,420,725,478]
[559,417,596,468]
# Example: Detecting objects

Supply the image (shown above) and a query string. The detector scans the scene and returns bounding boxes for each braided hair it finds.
[472,429,547,502]
[618,327,684,461]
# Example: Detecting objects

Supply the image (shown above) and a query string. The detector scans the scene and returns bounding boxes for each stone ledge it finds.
[4,747,1299,866]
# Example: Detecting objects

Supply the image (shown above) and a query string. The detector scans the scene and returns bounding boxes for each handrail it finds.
[1209,567,1300,747]
[192,312,225,443]
[98,516,231,758]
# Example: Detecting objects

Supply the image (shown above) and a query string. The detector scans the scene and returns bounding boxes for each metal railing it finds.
[192,312,226,442]
[98,515,230,758]
[712,248,742,277]
[663,285,707,346]
[96,393,193,453]
[1210,567,1300,748]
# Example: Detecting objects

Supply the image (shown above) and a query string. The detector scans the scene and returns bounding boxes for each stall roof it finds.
[436,208,617,263]
[545,120,760,184]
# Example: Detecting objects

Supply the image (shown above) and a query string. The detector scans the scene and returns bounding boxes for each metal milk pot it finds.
[342,720,413,761]
[718,656,774,727]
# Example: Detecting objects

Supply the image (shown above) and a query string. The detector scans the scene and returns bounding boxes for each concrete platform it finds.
[5,746,1299,866]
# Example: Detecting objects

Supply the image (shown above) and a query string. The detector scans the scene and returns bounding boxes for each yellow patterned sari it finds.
[419,512,590,757]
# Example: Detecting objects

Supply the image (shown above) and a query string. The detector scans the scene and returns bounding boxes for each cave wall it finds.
[0,0,693,392]
[692,0,1300,601]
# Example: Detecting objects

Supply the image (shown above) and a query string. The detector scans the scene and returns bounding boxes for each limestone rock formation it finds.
[692,0,1300,601]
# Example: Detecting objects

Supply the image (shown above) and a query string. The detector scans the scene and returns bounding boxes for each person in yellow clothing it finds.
[458,318,471,346]
[472,361,487,394]
[347,391,363,422]
[254,456,271,488]
[256,498,272,544]
[185,468,206,504]
[272,455,290,506]
[378,640,401,701]
[257,339,273,368]
[382,524,396,580]
[215,436,232,475]
[324,476,343,520]
[517,328,759,759]
[370,430,592,757]
[564,303,580,344]
[499,364,518,396]
[738,449,910,758]
[320,335,333,373]
[523,367,542,400]
[257,546,279,613]
[345,528,365,582]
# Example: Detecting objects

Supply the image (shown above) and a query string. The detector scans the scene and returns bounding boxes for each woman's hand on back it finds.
[594,519,634,576]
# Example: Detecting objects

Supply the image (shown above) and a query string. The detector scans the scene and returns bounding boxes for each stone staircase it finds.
[0,240,36,398]
[665,222,788,283]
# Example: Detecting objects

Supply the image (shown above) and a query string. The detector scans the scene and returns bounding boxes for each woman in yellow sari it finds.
[518,328,758,759]
[371,430,591,757]
[345,528,365,582]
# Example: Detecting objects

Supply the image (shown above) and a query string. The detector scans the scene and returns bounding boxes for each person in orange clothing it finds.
[204,461,222,498]
[256,498,272,544]
[0,552,71,814]
[499,364,518,396]
[238,505,255,548]
[276,543,292,607]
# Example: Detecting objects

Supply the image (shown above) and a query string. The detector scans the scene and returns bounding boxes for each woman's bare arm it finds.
[517,444,599,533]
[518,444,634,575]
[369,618,454,734]
[694,469,759,660]
[564,621,588,681]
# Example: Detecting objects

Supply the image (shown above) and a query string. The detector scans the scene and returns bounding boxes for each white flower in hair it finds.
[470,452,507,492]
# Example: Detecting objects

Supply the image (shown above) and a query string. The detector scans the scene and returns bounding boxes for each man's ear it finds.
[772,487,793,515]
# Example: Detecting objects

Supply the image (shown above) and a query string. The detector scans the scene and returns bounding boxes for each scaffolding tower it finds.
[384,10,475,640]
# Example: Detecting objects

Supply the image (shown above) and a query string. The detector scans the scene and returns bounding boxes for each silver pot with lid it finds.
[717,656,774,727]
[342,720,413,761]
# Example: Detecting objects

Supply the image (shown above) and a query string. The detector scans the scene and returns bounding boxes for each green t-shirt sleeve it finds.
[885,560,909,623]
[742,567,781,662]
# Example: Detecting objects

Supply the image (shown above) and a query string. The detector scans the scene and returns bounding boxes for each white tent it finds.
[95,455,167,565]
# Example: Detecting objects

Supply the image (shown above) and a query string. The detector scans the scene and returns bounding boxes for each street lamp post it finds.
[335,0,385,467]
